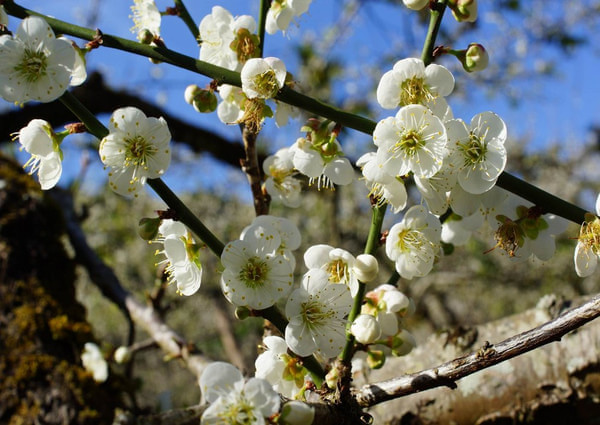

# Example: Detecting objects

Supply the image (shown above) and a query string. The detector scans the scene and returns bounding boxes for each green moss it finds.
[0,154,124,424]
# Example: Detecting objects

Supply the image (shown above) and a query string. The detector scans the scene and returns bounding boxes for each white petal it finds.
[574,242,598,278]
[424,63,454,96]
[199,362,243,404]
[38,153,62,190]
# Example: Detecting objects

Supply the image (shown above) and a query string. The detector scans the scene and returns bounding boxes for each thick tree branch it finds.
[49,188,211,379]
[355,293,600,407]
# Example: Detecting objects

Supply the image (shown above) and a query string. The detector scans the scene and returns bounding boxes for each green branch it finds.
[172,0,200,43]
[4,1,590,226]
[257,0,270,56]
[421,0,447,65]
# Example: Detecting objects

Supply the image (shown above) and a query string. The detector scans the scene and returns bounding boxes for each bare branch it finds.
[49,188,211,379]
[355,294,600,407]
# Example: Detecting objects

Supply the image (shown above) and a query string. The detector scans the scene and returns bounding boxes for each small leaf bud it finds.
[138,217,161,240]
[351,314,382,345]
[464,43,489,72]
[280,401,315,425]
[352,254,379,283]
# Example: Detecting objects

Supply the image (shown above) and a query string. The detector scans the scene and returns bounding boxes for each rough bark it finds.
[363,295,600,425]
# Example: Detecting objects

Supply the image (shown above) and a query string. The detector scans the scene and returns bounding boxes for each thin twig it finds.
[240,125,270,216]
[354,293,600,407]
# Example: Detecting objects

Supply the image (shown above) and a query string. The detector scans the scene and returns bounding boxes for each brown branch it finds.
[48,188,211,379]
[355,293,600,407]
[0,71,265,169]
[240,124,270,216]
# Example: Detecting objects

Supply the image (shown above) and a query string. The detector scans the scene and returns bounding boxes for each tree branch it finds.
[355,293,600,407]
[49,188,212,379]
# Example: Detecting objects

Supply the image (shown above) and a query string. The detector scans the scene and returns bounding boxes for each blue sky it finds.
[4,0,600,202]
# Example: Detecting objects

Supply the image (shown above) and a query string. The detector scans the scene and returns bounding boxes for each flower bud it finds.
[138,217,161,241]
[352,254,379,283]
[192,90,218,113]
[280,401,315,425]
[351,314,381,345]
[114,346,132,364]
[450,0,478,22]
[463,43,489,72]
[402,0,429,11]
[366,349,386,369]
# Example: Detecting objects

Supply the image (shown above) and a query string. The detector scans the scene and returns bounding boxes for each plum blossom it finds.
[373,104,448,179]
[156,219,202,296]
[350,314,382,345]
[403,0,429,10]
[292,137,354,189]
[266,0,313,34]
[199,6,258,71]
[363,284,414,337]
[280,401,315,425]
[199,362,280,425]
[241,215,301,270]
[0,16,83,104]
[376,58,454,111]
[446,111,507,195]
[130,0,161,39]
[285,269,353,357]
[99,106,171,197]
[356,151,408,213]
[216,84,246,124]
[386,205,442,279]
[0,6,8,27]
[81,342,108,383]
[14,119,64,190]
[263,147,302,208]
[255,336,309,399]
[221,221,294,309]
[304,244,360,296]
[241,57,287,99]
[574,194,600,277]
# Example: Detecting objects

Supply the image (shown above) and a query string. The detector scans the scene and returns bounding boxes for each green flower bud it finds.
[366,349,386,369]
[464,43,489,72]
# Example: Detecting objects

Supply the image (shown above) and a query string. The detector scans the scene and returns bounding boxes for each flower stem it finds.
[172,0,200,44]
[257,0,270,56]
[147,179,225,256]
[59,91,108,139]
[339,205,387,363]
[421,0,447,66]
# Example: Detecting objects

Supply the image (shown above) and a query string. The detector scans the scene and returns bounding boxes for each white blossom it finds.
[266,0,313,34]
[156,219,202,296]
[575,194,600,277]
[130,0,161,39]
[376,57,454,110]
[352,254,379,283]
[402,0,429,11]
[285,269,352,357]
[81,342,108,383]
[199,362,280,425]
[292,137,354,190]
[356,151,408,213]
[15,119,63,190]
[199,6,257,71]
[217,84,247,124]
[373,104,447,179]
[241,57,287,99]
[221,223,294,309]
[446,111,507,195]
[255,336,309,399]
[351,314,382,345]
[99,107,171,197]
[241,215,301,270]
[0,16,82,104]
[0,6,8,27]
[280,401,315,425]
[386,205,442,279]
[263,147,302,208]
[304,244,360,297]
